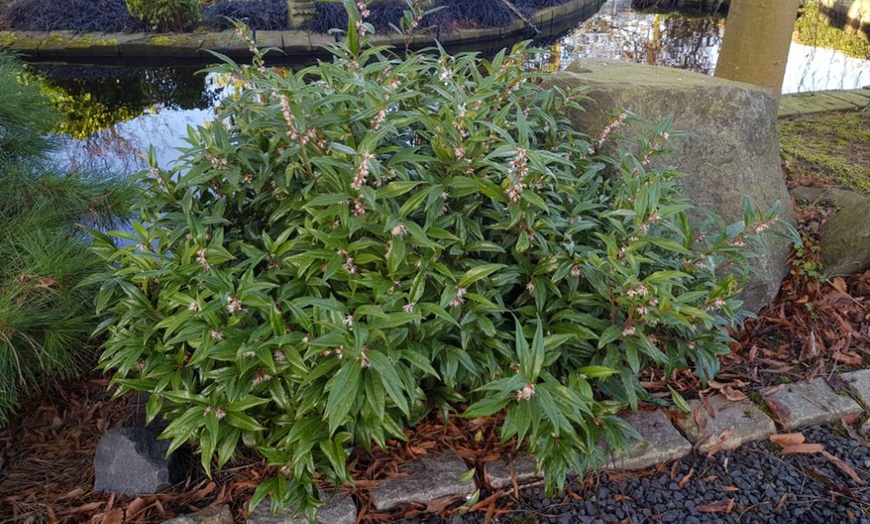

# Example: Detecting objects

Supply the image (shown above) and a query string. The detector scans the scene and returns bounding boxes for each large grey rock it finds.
[370,455,475,511]
[544,60,796,311]
[789,186,867,209]
[485,455,540,490]
[820,199,870,276]
[247,491,356,524]
[605,410,692,470]
[164,505,233,524]
[764,378,863,430]
[672,395,776,454]
[840,370,870,410]
[94,427,184,496]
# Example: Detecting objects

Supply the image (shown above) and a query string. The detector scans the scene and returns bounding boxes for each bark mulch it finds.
[1,196,868,523]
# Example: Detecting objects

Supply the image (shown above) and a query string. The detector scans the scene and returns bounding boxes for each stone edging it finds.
[0,0,603,65]
[190,369,867,523]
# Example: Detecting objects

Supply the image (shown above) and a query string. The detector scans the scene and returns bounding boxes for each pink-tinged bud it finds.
[516,382,536,401]
[343,257,357,274]
[226,296,244,314]
[392,224,407,237]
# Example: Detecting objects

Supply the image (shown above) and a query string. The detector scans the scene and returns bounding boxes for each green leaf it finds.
[458,468,476,483]
[669,386,691,414]
[458,263,506,288]
[577,366,618,379]
[367,350,409,417]
[598,324,623,349]
[225,411,265,432]
[463,394,512,418]
[325,361,362,433]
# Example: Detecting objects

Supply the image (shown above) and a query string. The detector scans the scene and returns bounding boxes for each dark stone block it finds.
[93,427,184,496]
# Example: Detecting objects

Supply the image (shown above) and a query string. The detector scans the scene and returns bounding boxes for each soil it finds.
[0,109,869,523]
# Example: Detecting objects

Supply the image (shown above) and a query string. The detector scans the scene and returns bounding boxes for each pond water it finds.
[41,0,870,173]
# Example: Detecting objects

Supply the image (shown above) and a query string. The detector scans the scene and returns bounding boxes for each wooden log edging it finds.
[0,0,604,66]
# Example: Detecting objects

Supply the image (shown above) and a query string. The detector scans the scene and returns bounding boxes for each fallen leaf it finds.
[821,451,865,485]
[124,498,148,522]
[101,508,124,524]
[779,443,825,455]
[770,433,805,447]
[59,488,86,500]
[706,427,735,458]
[700,392,715,418]
[842,423,870,448]
[833,277,848,293]
[65,502,103,515]
[762,384,787,397]
[775,493,789,511]
[678,468,694,489]
[425,496,455,514]
[833,351,862,366]
[692,406,708,431]
[721,386,748,402]
[697,500,733,513]
[45,505,58,524]
[765,398,791,424]
[723,485,739,493]
[841,414,860,425]
[190,481,216,502]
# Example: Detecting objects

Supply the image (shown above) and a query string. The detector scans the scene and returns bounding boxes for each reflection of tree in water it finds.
[34,65,218,139]
[32,65,221,172]
[623,14,723,74]
[549,3,724,75]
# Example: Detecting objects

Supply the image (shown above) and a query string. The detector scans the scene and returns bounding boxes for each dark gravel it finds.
[411,424,870,523]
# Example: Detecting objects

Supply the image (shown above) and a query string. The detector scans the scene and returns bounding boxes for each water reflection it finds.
[548,0,870,92]
[37,65,222,173]
[38,0,870,172]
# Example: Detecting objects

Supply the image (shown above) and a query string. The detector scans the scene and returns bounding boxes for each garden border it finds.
[193,369,870,523]
[0,0,603,65]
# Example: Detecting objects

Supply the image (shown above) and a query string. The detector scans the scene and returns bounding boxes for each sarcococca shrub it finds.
[91,5,790,516]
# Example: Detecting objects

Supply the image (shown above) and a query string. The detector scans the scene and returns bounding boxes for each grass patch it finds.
[779,110,870,195]
[794,2,870,60]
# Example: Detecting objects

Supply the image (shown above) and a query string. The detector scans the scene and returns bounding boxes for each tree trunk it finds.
[714,0,801,100]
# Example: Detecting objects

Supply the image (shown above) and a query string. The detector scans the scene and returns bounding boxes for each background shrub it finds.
[0,0,140,32]
[126,0,201,31]
[92,7,788,515]
[0,52,130,424]
[202,0,288,31]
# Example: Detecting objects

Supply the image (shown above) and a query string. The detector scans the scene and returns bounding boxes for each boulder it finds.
[94,427,184,496]
[820,198,870,276]
[789,186,867,209]
[543,60,796,311]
